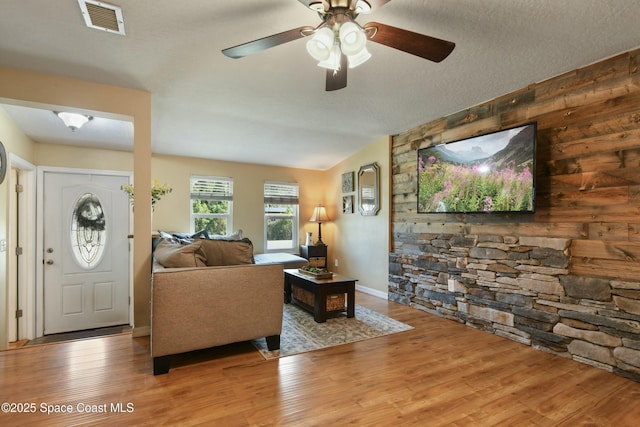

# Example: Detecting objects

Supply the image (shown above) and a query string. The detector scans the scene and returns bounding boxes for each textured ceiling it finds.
[0,0,639,170]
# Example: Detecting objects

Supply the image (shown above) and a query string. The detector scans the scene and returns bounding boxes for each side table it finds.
[300,244,327,269]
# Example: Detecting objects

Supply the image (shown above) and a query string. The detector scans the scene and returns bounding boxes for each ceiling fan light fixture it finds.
[354,0,372,14]
[339,21,367,56]
[309,1,325,13]
[317,43,342,71]
[55,111,93,132]
[306,27,335,61]
[346,47,371,68]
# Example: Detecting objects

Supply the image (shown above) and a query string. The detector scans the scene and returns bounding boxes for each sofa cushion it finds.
[154,239,207,268]
[254,252,308,269]
[199,238,255,266]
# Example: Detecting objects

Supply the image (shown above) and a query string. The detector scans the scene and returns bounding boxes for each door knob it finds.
[46,259,54,265]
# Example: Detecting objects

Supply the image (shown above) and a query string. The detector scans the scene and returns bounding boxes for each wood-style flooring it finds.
[1,292,639,426]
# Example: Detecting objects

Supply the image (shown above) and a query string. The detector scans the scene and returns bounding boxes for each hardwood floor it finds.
[1,292,639,426]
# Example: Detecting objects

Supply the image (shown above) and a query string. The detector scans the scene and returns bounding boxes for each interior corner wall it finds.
[0,65,153,338]
[0,105,37,349]
[390,48,640,382]
[327,136,391,296]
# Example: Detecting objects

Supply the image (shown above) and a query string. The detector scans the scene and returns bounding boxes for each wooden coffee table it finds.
[284,269,357,323]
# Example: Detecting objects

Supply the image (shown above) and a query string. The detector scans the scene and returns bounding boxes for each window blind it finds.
[264,182,299,204]
[191,177,233,201]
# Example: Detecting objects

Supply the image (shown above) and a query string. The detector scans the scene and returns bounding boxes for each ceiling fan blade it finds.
[222,26,313,58]
[364,22,455,63]
[326,55,348,91]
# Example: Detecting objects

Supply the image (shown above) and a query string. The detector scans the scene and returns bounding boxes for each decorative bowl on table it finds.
[298,266,333,279]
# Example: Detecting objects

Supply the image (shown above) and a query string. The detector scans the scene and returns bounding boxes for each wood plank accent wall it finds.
[390,48,640,382]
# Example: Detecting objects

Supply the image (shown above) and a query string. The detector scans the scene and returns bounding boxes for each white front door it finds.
[43,171,130,334]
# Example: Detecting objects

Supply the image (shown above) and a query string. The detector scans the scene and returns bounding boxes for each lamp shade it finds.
[56,112,92,132]
[339,21,367,56]
[309,205,330,246]
[306,27,335,61]
[346,46,371,68]
[309,205,331,223]
[317,43,342,71]
[355,0,372,14]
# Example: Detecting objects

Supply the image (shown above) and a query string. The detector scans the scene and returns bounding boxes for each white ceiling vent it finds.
[78,0,125,35]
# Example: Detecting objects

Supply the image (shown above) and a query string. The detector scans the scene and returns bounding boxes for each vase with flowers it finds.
[121,178,172,211]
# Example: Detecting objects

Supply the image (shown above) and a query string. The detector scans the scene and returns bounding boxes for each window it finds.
[190,176,233,235]
[264,182,299,252]
[71,192,106,269]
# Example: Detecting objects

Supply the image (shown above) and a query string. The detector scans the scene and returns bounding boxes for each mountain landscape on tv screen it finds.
[429,125,534,172]
[417,124,536,214]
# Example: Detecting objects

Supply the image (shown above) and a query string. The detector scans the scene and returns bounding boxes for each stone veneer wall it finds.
[390,49,640,382]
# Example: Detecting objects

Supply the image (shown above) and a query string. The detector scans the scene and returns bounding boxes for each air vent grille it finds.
[78,0,125,35]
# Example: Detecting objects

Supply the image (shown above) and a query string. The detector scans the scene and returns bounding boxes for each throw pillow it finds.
[199,238,255,266]
[154,239,207,268]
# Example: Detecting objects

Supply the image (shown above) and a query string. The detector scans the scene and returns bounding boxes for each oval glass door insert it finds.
[70,192,107,269]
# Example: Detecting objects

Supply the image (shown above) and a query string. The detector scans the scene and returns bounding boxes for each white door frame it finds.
[7,154,36,341]
[36,166,133,338]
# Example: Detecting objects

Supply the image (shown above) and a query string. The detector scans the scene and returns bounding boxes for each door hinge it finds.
[15,184,24,193]
[16,309,23,319]
[16,246,23,256]
[129,296,131,306]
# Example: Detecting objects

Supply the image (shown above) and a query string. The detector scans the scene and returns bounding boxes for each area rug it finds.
[252,304,413,359]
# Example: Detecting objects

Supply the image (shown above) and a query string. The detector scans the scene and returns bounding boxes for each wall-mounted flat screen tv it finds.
[417,122,536,214]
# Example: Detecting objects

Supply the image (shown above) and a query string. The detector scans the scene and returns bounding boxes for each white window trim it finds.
[190,176,233,235]
[264,181,299,253]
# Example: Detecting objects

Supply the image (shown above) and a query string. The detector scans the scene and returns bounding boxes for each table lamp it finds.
[309,205,330,246]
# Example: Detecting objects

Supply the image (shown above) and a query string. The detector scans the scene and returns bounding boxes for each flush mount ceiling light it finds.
[222,0,455,91]
[55,111,94,132]
[77,0,126,35]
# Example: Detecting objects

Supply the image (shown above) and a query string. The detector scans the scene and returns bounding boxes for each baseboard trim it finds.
[356,285,387,300]
[132,325,150,338]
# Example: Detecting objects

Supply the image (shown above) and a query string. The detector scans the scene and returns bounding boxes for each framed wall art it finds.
[342,171,354,193]
[342,195,354,214]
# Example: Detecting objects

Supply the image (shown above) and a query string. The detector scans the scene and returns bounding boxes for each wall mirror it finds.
[357,162,379,216]
[0,141,6,184]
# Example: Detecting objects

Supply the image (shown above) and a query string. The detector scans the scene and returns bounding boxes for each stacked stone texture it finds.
[389,235,640,381]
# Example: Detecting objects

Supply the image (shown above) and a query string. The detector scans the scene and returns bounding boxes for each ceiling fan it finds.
[222,0,455,91]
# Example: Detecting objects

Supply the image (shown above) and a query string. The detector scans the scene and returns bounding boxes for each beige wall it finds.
[0,65,152,338]
[0,106,37,349]
[0,65,392,347]
[27,138,391,299]
[151,155,328,252]
[33,146,332,252]
[325,136,391,295]
[0,106,36,161]
[34,143,133,171]
[44,142,390,294]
